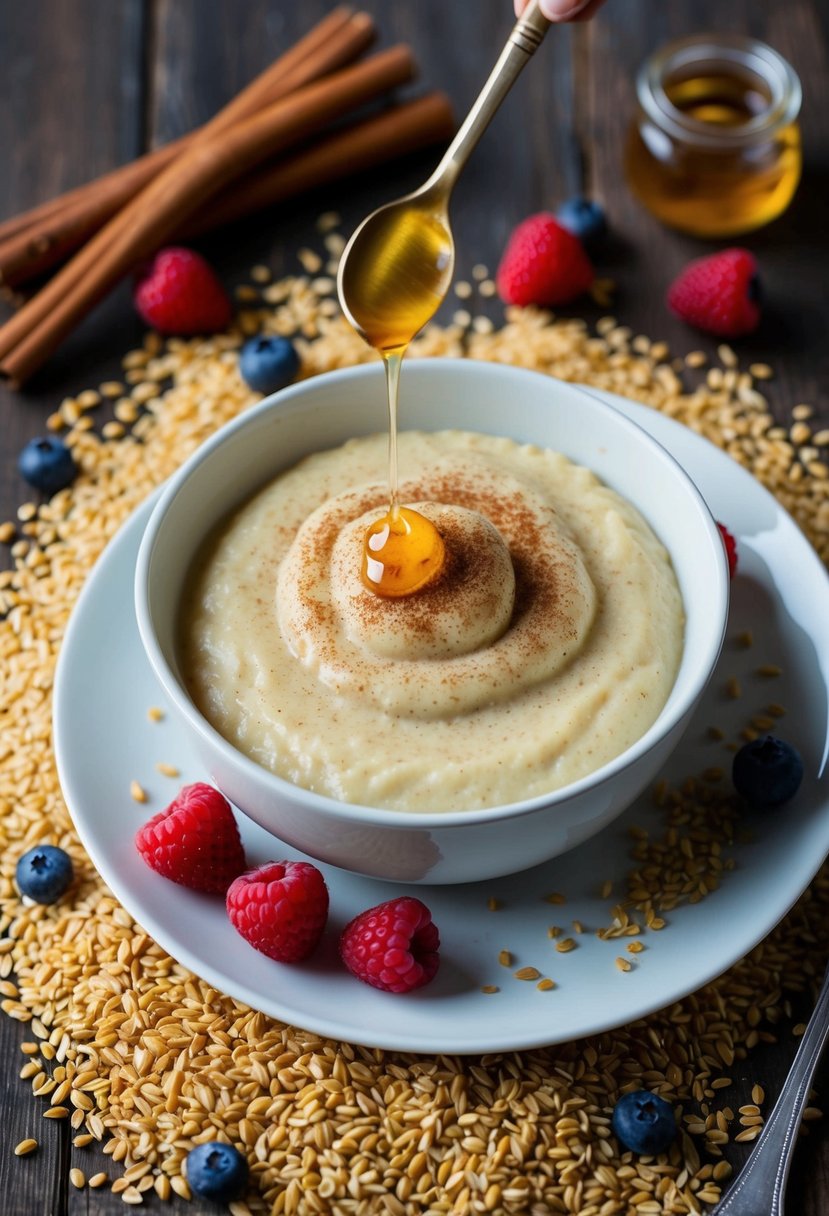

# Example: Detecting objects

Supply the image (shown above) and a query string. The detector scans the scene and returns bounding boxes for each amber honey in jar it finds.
[624,34,802,237]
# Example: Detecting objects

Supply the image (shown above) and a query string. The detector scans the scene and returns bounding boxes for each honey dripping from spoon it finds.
[362,350,446,598]
[361,348,447,599]
[338,203,453,598]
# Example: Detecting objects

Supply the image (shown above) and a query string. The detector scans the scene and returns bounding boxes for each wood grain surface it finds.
[1,1,828,1212]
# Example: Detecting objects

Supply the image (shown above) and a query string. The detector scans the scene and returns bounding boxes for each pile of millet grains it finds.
[1,233,828,1213]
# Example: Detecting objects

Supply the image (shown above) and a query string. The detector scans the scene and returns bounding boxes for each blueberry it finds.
[732,735,804,807]
[16,845,74,905]
[239,335,299,395]
[186,1142,248,1203]
[555,196,607,250]
[612,1089,676,1155]
[18,437,77,495]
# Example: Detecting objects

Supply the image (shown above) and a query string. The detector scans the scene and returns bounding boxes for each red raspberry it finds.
[135,783,246,894]
[717,521,738,579]
[496,213,594,307]
[340,897,440,993]
[134,247,232,334]
[226,862,328,963]
[667,249,761,338]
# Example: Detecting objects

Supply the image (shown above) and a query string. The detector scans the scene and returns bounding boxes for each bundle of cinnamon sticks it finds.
[0,7,454,387]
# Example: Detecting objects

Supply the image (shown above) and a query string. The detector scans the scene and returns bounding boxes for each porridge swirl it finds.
[182,430,684,811]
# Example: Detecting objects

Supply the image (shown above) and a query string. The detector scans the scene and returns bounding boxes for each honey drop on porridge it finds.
[361,505,446,598]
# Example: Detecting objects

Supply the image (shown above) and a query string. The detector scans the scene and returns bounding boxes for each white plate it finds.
[53,389,829,1053]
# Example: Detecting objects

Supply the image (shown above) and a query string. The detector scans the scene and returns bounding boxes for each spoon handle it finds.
[710,960,829,1216]
[429,0,550,192]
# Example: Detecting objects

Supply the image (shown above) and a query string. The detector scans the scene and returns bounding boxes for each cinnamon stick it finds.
[0,7,375,287]
[0,46,416,386]
[0,195,69,248]
[182,94,455,240]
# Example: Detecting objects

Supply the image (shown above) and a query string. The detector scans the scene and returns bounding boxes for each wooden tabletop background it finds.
[1,0,828,1212]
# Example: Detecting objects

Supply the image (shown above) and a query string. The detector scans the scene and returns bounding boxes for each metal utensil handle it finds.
[711,962,829,1215]
[428,0,550,192]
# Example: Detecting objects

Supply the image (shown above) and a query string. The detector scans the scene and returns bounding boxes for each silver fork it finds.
[710,961,829,1215]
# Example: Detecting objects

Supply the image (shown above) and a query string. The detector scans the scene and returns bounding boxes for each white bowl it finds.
[135,359,728,884]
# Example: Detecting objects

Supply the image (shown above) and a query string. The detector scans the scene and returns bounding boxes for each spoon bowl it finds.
[337,187,454,353]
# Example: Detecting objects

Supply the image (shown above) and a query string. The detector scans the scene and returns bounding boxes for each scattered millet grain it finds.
[297,248,323,273]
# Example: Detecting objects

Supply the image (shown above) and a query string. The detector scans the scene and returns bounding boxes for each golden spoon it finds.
[337,0,551,352]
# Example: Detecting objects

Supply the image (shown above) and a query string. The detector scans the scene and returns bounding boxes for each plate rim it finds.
[52,386,829,1052]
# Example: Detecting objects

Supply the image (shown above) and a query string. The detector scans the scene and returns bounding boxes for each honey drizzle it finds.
[361,348,446,598]
[385,349,403,522]
[341,204,453,598]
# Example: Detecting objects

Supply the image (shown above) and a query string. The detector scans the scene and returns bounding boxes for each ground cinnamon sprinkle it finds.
[1,249,828,1212]
[337,480,575,651]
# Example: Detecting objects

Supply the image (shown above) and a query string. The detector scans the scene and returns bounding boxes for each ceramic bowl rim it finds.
[134,358,729,828]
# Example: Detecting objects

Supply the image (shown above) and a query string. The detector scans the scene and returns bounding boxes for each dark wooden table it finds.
[2,1,828,1212]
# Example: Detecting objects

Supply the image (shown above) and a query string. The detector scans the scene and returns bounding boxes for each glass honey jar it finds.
[624,34,802,238]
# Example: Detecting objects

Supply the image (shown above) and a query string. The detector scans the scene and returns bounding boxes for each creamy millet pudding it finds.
[180,431,684,812]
